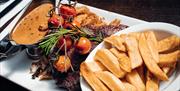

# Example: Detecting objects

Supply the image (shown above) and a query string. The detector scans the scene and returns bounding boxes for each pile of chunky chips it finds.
[80,31,180,91]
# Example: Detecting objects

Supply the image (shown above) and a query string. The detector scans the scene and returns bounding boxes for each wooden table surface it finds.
[77,0,180,26]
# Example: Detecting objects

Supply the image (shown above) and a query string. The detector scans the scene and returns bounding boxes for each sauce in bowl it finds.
[11,3,53,45]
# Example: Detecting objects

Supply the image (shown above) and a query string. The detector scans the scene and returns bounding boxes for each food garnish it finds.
[76,37,92,54]
[54,55,71,73]
[59,4,77,19]
[48,14,64,28]
[57,36,73,51]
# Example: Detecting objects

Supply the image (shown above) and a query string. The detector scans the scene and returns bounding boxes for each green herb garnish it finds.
[39,25,105,55]
[38,28,69,55]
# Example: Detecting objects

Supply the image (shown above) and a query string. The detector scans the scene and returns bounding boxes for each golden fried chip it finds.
[109,48,127,58]
[118,56,132,72]
[80,62,109,91]
[126,70,146,91]
[94,49,126,78]
[159,50,180,66]
[109,48,131,72]
[95,71,125,91]
[145,31,159,63]
[158,35,180,52]
[138,33,168,81]
[124,35,143,69]
[122,81,137,91]
[86,61,107,72]
[104,36,126,52]
[128,32,141,40]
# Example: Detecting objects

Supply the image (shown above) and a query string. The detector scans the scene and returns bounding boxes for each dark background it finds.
[77,0,180,26]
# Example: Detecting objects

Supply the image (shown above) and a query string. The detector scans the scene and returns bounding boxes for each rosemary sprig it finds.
[39,24,105,55]
[38,28,69,55]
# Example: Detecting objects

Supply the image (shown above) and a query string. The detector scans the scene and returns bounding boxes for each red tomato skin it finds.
[57,36,73,51]
[76,37,92,54]
[59,5,76,19]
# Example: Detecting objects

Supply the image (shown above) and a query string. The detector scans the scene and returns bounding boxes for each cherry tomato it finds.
[76,37,92,54]
[52,14,64,25]
[63,21,72,29]
[59,4,76,19]
[63,20,81,29]
[48,17,59,27]
[72,20,81,28]
[54,55,71,73]
[48,14,64,27]
[57,36,73,51]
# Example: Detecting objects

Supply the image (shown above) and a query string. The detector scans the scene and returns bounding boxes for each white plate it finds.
[0,1,152,91]
[81,22,180,91]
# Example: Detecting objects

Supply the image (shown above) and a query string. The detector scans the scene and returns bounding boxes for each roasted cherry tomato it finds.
[48,14,64,27]
[76,37,92,54]
[54,55,71,73]
[59,4,76,19]
[48,17,59,27]
[62,21,72,29]
[57,36,73,51]
[63,20,81,29]
[72,20,81,28]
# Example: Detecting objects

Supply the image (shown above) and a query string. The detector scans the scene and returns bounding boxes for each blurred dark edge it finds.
[0,75,29,91]
[0,0,9,4]
[0,0,21,18]
[75,0,180,26]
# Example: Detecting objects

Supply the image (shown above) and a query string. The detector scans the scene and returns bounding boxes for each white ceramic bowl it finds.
[80,22,180,91]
